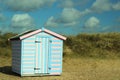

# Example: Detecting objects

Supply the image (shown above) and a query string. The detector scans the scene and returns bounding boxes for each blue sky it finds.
[0,0,120,35]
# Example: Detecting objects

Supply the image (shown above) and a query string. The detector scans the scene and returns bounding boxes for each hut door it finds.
[35,37,49,74]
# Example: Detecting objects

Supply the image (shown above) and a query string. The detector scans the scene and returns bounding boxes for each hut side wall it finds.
[11,40,21,74]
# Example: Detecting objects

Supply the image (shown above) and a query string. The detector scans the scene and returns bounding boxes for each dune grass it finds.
[64,32,120,58]
[0,56,120,80]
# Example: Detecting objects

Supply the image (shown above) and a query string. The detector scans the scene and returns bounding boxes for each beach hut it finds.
[9,28,66,76]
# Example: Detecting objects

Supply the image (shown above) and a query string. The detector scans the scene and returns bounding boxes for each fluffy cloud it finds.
[59,0,90,8]
[59,0,74,8]
[59,8,82,23]
[91,0,120,12]
[85,16,100,28]
[60,0,120,13]
[4,0,56,11]
[64,21,79,26]
[112,2,120,10]
[45,8,84,27]
[91,0,112,12]
[11,14,34,27]
[11,14,35,32]
[44,16,58,27]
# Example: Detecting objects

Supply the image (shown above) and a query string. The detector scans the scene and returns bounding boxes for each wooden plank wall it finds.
[49,37,63,75]
[11,40,21,74]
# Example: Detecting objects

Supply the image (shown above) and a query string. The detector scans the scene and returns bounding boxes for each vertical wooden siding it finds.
[11,40,21,74]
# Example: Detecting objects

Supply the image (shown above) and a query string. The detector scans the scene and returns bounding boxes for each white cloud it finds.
[91,0,120,12]
[4,0,56,11]
[11,14,34,27]
[82,9,92,15]
[91,0,112,12]
[64,21,79,26]
[59,0,90,8]
[44,16,58,27]
[59,0,120,14]
[59,0,74,8]
[11,14,35,32]
[45,8,83,27]
[59,8,82,23]
[85,16,100,28]
[112,2,120,10]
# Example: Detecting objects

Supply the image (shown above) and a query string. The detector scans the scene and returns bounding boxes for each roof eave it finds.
[10,28,67,40]
[44,29,67,40]
[20,29,42,40]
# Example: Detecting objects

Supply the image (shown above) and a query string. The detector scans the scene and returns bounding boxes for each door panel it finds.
[35,37,50,74]
[42,38,49,73]
[35,37,41,73]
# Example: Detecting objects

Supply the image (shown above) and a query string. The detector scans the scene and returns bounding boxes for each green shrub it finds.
[0,32,16,57]
[64,32,120,58]
[0,47,12,57]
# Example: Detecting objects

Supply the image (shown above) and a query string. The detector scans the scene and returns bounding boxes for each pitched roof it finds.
[9,28,66,40]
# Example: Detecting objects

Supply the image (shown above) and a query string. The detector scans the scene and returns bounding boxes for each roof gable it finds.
[10,28,66,40]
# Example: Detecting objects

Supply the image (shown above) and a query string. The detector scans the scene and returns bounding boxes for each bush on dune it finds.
[0,32,16,57]
[64,33,120,58]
